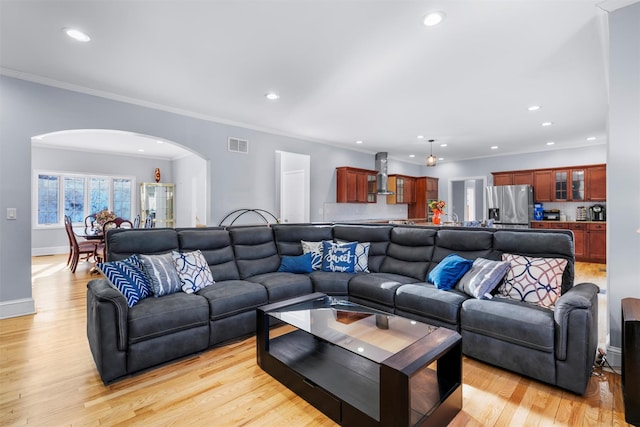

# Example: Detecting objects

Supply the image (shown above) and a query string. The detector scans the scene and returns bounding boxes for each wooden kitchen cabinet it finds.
[387,175,416,204]
[570,223,587,260]
[587,222,607,263]
[587,165,606,201]
[409,176,439,219]
[493,173,513,186]
[530,221,549,229]
[533,170,553,202]
[336,167,377,203]
[513,171,533,185]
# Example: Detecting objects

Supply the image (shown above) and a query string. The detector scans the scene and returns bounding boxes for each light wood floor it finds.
[0,255,629,426]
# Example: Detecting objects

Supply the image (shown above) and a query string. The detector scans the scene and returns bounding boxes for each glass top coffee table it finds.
[257,293,462,427]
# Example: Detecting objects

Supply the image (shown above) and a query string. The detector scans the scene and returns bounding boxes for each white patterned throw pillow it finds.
[172,250,215,294]
[301,240,323,270]
[499,253,568,309]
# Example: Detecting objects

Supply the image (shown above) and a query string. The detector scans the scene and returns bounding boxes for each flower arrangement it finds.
[94,209,116,227]
[429,200,446,212]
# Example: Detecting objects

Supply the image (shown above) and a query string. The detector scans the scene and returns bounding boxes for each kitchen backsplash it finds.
[323,199,407,222]
[538,201,607,221]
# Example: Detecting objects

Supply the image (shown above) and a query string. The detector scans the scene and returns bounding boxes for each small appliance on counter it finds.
[576,206,588,221]
[589,204,606,221]
[542,209,561,221]
[534,203,544,221]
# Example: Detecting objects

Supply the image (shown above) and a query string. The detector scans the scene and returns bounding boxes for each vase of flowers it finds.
[429,200,446,225]
[94,209,116,228]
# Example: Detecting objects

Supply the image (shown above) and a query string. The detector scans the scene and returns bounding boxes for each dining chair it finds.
[144,214,155,228]
[101,217,134,260]
[64,215,99,273]
[133,214,141,228]
[84,213,97,229]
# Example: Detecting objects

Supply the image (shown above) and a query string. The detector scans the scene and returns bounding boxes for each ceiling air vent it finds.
[228,137,249,154]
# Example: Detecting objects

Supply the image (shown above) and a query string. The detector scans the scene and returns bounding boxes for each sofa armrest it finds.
[554,282,599,360]
[86,278,129,383]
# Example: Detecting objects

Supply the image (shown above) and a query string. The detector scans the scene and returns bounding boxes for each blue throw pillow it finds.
[321,241,357,273]
[97,254,152,307]
[428,253,473,290]
[278,253,313,273]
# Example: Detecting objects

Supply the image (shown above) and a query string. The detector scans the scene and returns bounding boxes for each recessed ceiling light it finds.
[156,140,164,144]
[409,154,415,158]
[417,135,425,139]
[355,140,363,144]
[586,136,596,141]
[63,28,91,42]
[541,121,553,127]
[491,146,499,150]
[528,105,541,111]
[438,157,444,161]
[546,141,555,146]
[265,92,280,101]
[440,143,448,147]
[137,149,145,152]
[423,11,446,27]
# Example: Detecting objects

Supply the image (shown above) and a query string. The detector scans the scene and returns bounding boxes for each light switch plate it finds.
[7,208,17,220]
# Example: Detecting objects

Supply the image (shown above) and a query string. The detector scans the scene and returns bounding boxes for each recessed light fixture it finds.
[156,140,164,144]
[355,140,363,144]
[63,28,91,42]
[137,149,145,152]
[265,92,280,101]
[438,157,444,161]
[541,121,553,127]
[423,11,446,27]
[546,141,555,146]
[528,105,541,111]
[586,136,596,141]
[409,154,415,158]
[417,135,425,139]
[491,146,499,150]
[440,143,448,147]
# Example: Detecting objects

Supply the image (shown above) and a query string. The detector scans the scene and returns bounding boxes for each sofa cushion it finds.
[247,272,313,302]
[333,225,392,272]
[127,292,209,345]
[395,283,469,327]
[456,257,510,299]
[97,255,152,307]
[461,298,555,353]
[172,250,215,294]
[321,240,357,273]
[430,229,495,268]
[177,228,240,281]
[308,270,355,296]
[427,253,473,290]
[197,280,268,321]
[272,224,333,256]
[499,254,568,309]
[229,227,280,279]
[140,253,183,297]
[349,272,418,308]
[380,227,435,281]
[278,253,313,273]
[106,228,179,261]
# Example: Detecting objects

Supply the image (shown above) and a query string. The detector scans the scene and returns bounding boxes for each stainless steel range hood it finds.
[375,152,394,195]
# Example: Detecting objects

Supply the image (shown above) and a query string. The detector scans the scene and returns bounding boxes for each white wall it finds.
[607,2,640,358]
[173,153,208,227]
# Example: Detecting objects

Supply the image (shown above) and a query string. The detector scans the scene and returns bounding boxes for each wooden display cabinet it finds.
[336,167,377,203]
[387,175,416,204]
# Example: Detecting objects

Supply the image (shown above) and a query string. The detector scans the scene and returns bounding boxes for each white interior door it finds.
[281,170,306,223]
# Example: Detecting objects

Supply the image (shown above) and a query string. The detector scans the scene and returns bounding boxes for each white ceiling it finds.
[1,0,620,163]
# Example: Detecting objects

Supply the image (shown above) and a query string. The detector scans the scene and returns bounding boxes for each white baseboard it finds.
[32,246,67,256]
[606,345,622,370]
[0,298,36,319]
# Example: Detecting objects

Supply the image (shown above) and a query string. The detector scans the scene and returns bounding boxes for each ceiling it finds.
[1,0,621,163]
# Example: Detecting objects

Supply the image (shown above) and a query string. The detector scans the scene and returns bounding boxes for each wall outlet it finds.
[7,208,17,220]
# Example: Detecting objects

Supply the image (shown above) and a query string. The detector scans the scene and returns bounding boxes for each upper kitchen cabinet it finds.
[336,167,377,203]
[491,171,532,186]
[587,164,606,201]
[387,175,416,204]
[554,167,586,201]
[492,173,513,186]
[533,170,553,202]
[409,176,439,219]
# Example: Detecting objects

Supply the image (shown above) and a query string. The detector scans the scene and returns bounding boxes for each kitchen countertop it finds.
[531,220,607,224]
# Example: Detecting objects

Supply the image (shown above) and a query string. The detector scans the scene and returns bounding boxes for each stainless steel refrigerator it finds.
[486,185,533,228]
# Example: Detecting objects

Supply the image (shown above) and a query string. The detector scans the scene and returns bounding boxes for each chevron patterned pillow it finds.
[97,255,152,307]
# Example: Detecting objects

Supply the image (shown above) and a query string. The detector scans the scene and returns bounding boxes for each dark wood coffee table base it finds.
[257,294,462,427]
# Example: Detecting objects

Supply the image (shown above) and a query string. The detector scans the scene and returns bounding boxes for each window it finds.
[34,171,134,227]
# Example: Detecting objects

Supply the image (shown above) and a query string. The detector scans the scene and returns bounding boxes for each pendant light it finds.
[426,139,437,167]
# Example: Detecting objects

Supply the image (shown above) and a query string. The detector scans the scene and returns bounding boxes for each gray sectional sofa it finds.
[86,223,599,395]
